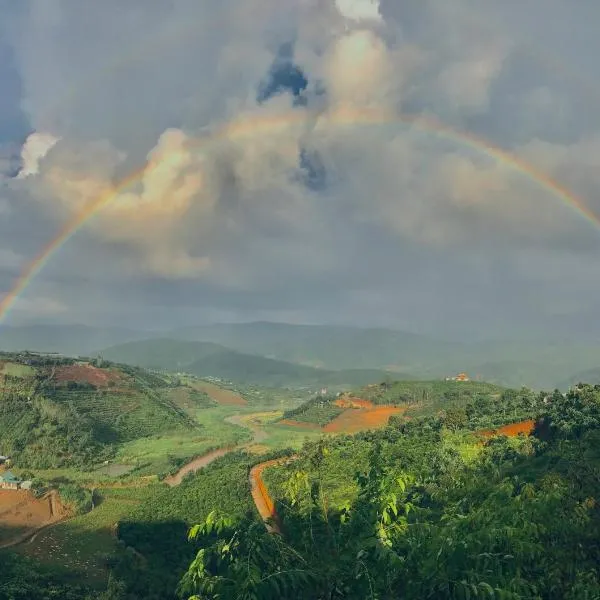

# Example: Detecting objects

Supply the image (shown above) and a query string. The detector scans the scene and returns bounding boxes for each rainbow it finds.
[1,106,597,325]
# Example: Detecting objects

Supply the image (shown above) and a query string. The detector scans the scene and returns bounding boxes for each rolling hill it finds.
[169,322,600,389]
[4,322,600,389]
[0,353,202,468]
[97,338,404,388]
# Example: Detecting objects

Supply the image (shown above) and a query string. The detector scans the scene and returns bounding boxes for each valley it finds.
[1,350,599,599]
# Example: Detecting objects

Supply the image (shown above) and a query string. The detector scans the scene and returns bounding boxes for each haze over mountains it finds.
[1,321,600,389]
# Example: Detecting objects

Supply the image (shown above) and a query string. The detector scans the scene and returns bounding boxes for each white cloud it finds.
[2,0,600,332]
[16,132,60,178]
[335,0,382,23]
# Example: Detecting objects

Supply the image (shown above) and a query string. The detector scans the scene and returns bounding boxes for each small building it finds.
[20,480,33,490]
[0,455,9,464]
[445,372,470,382]
[0,471,22,490]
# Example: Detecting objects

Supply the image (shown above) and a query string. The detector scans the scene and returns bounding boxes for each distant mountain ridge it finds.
[3,321,600,389]
[97,338,406,388]
[0,324,154,355]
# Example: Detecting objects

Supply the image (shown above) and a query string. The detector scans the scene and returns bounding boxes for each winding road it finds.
[163,398,288,529]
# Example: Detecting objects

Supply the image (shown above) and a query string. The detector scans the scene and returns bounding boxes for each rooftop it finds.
[0,471,21,483]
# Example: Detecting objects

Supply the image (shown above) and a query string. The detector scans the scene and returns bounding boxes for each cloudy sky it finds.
[1,0,599,339]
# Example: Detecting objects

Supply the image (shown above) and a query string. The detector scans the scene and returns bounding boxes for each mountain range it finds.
[1,321,600,389]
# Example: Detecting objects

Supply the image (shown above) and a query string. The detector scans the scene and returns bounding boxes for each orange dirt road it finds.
[249,456,298,534]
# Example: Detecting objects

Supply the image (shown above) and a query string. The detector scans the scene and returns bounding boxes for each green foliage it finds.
[0,388,110,468]
[360,379,504,407]
[0,353,199,469]
[57,484,93,515]
[179,386,600,599]
[115,452,255,599]
[282,395,343,425]
[0,552,100,599]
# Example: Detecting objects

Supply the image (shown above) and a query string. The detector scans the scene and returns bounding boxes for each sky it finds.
[1,0,600,339]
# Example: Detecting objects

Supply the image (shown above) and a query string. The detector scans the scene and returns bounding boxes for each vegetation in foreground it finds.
[2,353,600,599]
[177,385,600,599]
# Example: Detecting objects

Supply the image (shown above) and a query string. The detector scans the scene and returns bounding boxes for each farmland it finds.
[3,349,598,600]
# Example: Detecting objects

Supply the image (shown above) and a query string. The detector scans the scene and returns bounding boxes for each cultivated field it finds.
[191,380,248,405]
[323,403,405,433]
[54,363,124,387]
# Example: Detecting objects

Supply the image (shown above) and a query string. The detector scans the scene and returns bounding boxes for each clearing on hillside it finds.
[54,363,125,387]
[0,490,67,547]
[323,405,405,433]
[0,361,35,378]
[479,419,536,438]
[192,381,247,406]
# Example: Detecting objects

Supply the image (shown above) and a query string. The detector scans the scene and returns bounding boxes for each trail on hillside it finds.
[165,387,268,486]
[249,456,298,534]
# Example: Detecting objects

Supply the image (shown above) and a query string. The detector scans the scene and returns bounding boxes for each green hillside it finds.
[5,322,600,388]
[178,387,599,600]
[0,353,200,468]
[358,379,504,405]
[97,338,406,388]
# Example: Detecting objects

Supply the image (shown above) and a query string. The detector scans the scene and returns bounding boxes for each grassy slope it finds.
[0,355,224,470]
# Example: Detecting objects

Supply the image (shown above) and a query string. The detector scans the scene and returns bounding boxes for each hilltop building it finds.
[445,372,470,382]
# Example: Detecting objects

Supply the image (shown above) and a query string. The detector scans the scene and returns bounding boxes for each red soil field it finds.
[0,490,67,548]
[192,381,247,406]
[323,406,405,433]
[54,364,124,387]
[479,419,536,438]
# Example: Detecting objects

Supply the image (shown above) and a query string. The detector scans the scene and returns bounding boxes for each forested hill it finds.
[97,338,405,388]
[172,385,600,599]
[0,353,201,468]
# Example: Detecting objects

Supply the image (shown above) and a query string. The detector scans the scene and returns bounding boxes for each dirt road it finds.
[164,388,270,486]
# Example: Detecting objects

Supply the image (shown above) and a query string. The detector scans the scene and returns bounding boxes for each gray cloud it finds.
[0,0,599,337]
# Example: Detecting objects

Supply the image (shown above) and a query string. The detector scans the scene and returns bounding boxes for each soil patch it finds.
[0,490,67,548]
[54,364,124,388]
[323,406,405,433]
[479,419,536,438]
[192,381,247,406]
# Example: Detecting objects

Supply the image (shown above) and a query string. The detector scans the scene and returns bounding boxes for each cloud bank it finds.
[0,0,599,336]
